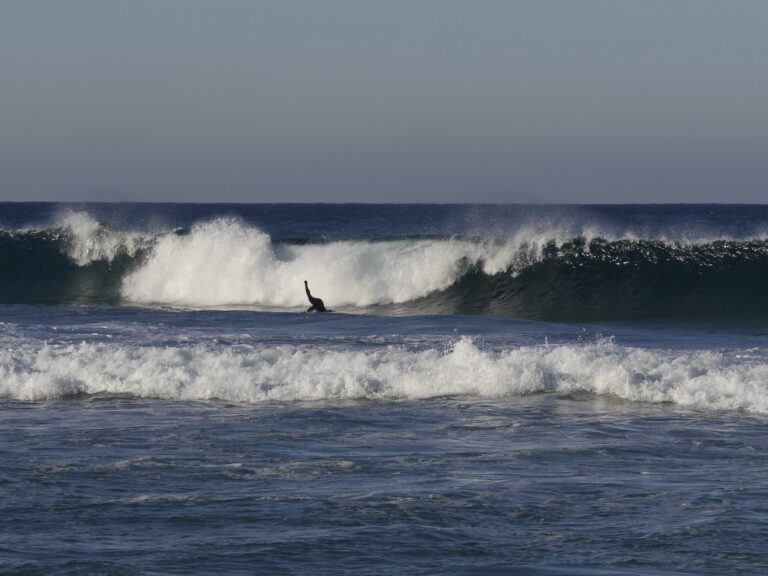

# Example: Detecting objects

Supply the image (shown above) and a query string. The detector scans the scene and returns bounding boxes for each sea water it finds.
[1,203,768,575]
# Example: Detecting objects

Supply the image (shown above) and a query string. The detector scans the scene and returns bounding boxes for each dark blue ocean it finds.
[2,203,768,575]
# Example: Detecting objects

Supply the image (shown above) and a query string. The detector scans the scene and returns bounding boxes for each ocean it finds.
[2,203,768,575]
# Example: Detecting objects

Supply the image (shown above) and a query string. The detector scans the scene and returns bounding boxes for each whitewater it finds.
[3,203,768,575]
[3,336,768,414]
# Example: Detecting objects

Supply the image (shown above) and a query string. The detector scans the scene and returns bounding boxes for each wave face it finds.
[414,237,768,321]
[0,213,153,304]
[2,337,768,414]
[2,211,768,321]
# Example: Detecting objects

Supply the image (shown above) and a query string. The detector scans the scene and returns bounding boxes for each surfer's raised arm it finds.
[304,280,327,313]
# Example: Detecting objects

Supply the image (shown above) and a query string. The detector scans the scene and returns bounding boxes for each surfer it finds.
[304,280,327,312]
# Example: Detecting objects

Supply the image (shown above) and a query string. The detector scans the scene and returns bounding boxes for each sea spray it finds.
[54,211,154,266]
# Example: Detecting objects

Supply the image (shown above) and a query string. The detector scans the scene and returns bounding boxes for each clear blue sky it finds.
[1,1,766,202]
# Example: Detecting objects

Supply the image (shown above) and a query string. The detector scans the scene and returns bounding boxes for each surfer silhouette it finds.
[304,280,327,312]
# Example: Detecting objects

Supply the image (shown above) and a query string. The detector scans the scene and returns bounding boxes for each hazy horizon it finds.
[2,1,767,203]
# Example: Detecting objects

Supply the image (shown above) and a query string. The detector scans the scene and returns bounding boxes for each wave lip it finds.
[3,338,768,414]
[53,211,155,266]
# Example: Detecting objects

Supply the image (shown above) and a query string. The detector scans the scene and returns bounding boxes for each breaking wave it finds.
[2,212,768,321]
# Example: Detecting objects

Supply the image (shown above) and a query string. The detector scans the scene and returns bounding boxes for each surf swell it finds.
[2,213,768,321]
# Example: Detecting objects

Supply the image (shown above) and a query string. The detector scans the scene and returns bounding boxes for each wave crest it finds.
[54,211,154,266]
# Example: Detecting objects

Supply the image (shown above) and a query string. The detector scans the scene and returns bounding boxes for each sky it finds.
[1,0,767,203]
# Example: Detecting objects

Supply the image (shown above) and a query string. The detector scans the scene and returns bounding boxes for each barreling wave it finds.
[2,213,768,321]
[3,337,768,414]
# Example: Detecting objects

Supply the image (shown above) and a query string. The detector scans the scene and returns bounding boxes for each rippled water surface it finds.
[3,396,768,575]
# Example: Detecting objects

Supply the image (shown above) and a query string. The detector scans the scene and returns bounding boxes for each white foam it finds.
[3,338,768,413]
[120,218,557,307]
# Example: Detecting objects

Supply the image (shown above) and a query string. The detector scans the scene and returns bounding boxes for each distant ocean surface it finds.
[2,203,768,575]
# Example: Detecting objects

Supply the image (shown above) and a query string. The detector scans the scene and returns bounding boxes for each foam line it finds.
[3,338,767,413]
